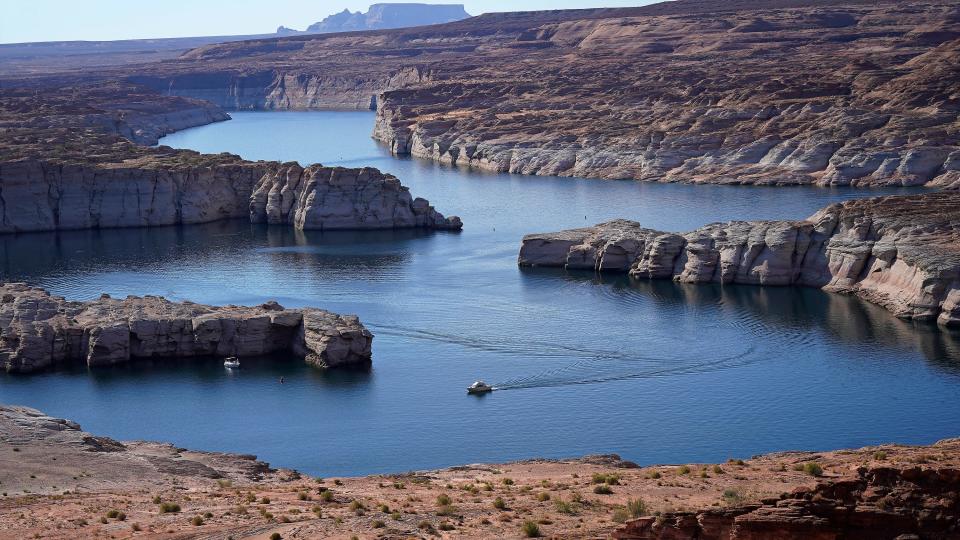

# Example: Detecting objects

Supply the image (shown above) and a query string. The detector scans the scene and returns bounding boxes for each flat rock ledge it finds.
[519,192,960,326]
[0,283,373,373]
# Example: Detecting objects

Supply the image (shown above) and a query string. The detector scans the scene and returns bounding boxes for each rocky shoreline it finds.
[0,283,373,373]
[519,193,960,325]
[1,404,957,539]
[0,84,461,234]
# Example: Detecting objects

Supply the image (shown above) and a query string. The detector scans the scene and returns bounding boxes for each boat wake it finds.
[370,321,759,391]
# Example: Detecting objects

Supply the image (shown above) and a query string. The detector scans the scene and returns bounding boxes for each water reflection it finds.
[523,267,960,374]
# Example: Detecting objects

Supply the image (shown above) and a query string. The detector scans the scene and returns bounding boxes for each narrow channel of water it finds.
[1,111,957,476]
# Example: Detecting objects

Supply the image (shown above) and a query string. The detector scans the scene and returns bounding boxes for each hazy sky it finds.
[0,1,652,44]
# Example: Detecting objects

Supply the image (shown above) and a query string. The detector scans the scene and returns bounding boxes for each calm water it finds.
[2,111,958,476]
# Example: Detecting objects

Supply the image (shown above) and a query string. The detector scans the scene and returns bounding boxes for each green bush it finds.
[320,490,334,502]
[436,493,452,506]
[627,498,647,518]
[270,534,282,540]
[677,465,691,475]
[795,462,823,476]
[537,492,550,502]
[593,484,613,495]
[159,502,181,514]
[191,516,204,526]
[521,520,541,537]
[612,507,631,523]
[493,496,507,510]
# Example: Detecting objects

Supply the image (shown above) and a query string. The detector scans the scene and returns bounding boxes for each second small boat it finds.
[224,357,240,368]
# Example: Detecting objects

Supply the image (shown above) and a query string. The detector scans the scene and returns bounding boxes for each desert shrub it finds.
[191,516,204,526]
[612,507,631,523]
[493,496,507,510]
[722,488,745,506]
[106,510,120,519]
[537,492,550,502]
[320,490,334,502]
[591,473,620,485]
[439,521,455,530]
[677,465,691,475]
[159,502,181,514]
[372,519,386,528]
[713,465,725,474]
[874,451,888,460]
[554,498,575,514]
[522,520,541,537]
[436,494,451,506]
[593,484,613,495]
[795,462,823,476]
[627,498,647,518]
[502,478,514,485]
[270,534,282,540]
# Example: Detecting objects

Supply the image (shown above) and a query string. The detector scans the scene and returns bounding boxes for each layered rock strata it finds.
[0,85,461,234]
[614,466,960,540]
[0,159,461,233]
[519,193,960,325]
[371,1,960,186]
[0,282,373,373]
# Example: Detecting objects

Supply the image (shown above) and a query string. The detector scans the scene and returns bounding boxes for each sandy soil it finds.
[2,404,957,539]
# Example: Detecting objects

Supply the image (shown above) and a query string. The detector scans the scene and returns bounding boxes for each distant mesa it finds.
[279,3,471,35]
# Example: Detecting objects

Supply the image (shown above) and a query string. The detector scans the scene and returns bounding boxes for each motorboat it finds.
[467,380,493,394]
[223,357,240,368]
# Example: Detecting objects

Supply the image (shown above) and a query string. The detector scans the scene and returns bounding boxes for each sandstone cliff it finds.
[372,1,960,186]
[519,193,960,326]
[0,85,461,234]
[0,283,373,373]
[0,158,461,233]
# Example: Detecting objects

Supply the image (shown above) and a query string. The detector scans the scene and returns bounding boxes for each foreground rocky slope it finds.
[615,466,960,539]
[0,283,373,373]
[0,85,460,234]
[519,193,960,326]
[2,404,958,539]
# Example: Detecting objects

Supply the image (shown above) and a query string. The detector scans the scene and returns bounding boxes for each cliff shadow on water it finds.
[0,220,453,296]
[508,266,960,390]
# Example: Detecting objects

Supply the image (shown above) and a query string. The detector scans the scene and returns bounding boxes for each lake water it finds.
[2,111,958,476]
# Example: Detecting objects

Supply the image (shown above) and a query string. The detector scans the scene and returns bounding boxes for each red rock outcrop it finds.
[614,466,960,540]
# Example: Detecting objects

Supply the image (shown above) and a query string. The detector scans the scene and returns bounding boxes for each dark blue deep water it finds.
[2,111,958,476]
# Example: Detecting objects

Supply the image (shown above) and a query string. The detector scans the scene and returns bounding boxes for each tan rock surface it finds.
[519,193,960,325]
[0,283,373,373]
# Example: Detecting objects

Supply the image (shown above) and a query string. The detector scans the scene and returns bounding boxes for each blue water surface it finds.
[1,111,957,476]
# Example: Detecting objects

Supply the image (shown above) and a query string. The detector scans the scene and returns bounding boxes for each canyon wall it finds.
[0,283,373,373]
[519,193,960,326]
[368,1,960,186]
[0,158,461,234]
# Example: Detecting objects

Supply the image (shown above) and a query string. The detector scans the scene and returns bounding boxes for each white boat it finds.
[223,357,240,368]
[467,380,493,394]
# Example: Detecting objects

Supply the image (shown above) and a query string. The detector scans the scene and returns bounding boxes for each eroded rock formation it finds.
[371,1,960,186]
[0,85,461,234]
[614,466,960,540]
[0,283,373,373]
[519,193,960,325]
